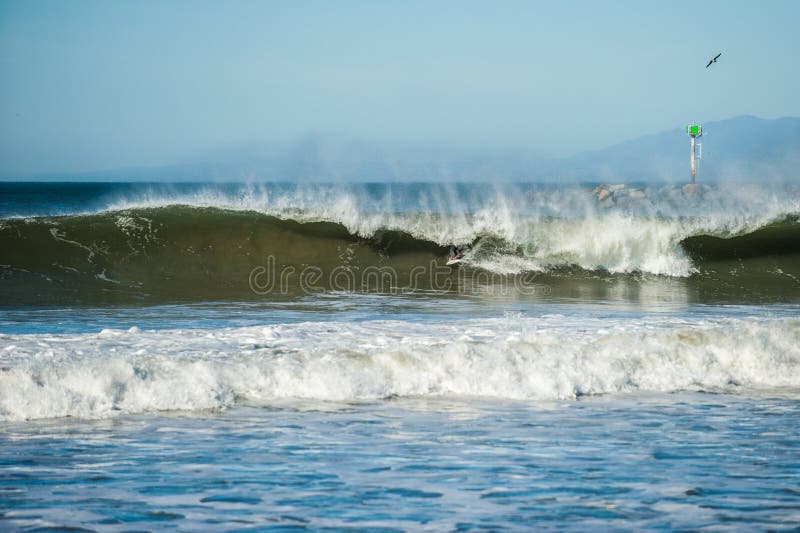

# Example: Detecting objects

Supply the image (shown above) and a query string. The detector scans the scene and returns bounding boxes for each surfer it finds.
[448,244,472,261]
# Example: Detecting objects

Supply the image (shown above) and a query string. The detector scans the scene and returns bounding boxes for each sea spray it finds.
[2,182,800,304]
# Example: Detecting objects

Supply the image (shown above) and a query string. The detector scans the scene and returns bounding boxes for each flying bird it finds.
[706,52,722,68]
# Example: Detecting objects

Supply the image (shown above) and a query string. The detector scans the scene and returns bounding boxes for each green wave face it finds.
[0,207,448,305]
[680,216,800,260]
[2,207,800,306]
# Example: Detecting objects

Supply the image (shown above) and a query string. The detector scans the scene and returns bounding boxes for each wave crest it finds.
[2,182,800,304]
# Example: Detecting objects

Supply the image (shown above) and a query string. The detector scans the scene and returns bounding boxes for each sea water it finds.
[1,182,799,530]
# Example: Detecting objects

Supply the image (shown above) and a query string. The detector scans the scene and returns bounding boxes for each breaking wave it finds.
[1,316,799,421]
[1,182,800,304]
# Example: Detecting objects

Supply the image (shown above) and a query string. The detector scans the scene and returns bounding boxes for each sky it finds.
[1,0,799,177]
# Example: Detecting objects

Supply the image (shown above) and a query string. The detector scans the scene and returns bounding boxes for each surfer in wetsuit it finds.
[449,244,472,260]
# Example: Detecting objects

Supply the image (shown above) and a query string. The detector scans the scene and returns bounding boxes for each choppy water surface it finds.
[2,395,799,531]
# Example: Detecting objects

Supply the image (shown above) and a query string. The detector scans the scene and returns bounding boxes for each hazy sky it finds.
[1,0,798,176]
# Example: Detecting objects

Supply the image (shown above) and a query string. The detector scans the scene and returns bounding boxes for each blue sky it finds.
[1,0,798,176]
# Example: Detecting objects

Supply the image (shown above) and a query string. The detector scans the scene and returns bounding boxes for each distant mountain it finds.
[554,116,800,182]
[9,116,800,182]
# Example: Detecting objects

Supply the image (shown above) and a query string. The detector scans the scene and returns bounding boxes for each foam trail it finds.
[1,316,799,421]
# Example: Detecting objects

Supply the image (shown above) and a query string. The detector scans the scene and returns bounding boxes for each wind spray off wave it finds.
[1,182,800,305]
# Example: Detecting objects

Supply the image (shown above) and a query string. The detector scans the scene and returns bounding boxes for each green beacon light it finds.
[686,123,703,184]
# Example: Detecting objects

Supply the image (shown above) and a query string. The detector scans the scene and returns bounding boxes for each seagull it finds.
[706,52,722,68]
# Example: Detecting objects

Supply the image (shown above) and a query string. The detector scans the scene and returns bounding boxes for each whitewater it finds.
[2,314,800,421]
[2,181,799,531]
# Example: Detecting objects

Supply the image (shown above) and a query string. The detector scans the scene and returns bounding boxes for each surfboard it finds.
[445,244,472,266]
[447,244,473,266]
[446,251,470,266]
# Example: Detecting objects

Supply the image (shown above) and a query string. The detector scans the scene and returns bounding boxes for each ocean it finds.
[1,181,799,530]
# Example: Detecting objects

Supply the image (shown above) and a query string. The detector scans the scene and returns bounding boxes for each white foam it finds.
[1,315,798,421]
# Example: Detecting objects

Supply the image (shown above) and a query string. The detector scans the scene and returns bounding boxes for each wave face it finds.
[1,315,798,421]
[2,182,800,304]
